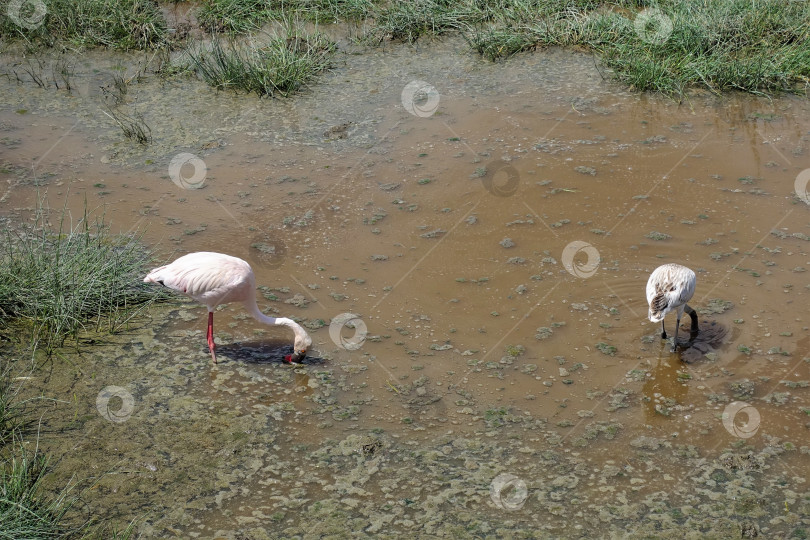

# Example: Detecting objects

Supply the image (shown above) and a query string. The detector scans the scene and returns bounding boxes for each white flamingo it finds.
[646,263,698,352]
[144,252,312,364]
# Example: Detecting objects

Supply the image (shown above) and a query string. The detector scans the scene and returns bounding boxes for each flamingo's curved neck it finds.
[245,300,301,335]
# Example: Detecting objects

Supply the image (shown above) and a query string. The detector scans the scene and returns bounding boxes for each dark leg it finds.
[685,304,699,333]
[671,315,680,352]
[661,320,667,339]
[207,311,217,364]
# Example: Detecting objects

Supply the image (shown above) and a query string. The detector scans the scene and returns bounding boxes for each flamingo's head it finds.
[648,308,665,324]
[287,332,312,363]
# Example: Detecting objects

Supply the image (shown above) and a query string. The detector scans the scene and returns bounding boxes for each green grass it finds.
[186,25,336,97]
[461,0,810,95]
[288,0,377,23]
[0,362,34,449]
[197,0,377,33]
[364,0,487,44]
[0,201,151,538]
[595,0,810,95]
[0,204,160,354]
[0,439,137,539]
[2,0,808,95]
[197,0,275,34]
[464,25,538,59]
[361,0,810,95]
[0,0,167,50]
[0,354,138,540]
[0,448,80,539]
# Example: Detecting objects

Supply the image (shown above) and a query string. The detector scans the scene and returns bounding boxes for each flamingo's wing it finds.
[144,252,253,307]
[646,264,696,322]
[648,290,669,321]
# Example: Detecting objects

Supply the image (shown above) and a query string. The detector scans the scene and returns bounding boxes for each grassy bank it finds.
[478,0,810,95]
[0,207,159,354]
[2,0,808,96]
[178,0,810,97]
[0,205,158,538]
[0,0,167,50]
[193,0,810,95]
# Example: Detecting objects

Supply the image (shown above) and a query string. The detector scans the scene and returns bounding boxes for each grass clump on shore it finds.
[197,0,377,33]
[187,26,336,97]
[0,206,160,353]
[365,0,486,44]
[0,365,80,538]
[0,0,167,50]
[287,0,377,23]
[461,0,810,95]
[462,0,610,59]
[0,202,148,538]
[366,0,810,95]
[2,0,808,96]
[197,0,275,34]
[581,0,810,95]
[0,449,81,539]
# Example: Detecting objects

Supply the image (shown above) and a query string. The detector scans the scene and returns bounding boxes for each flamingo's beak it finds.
[285,349,307,364]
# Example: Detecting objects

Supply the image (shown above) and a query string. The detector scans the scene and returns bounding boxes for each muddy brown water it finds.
[1,35,809,538]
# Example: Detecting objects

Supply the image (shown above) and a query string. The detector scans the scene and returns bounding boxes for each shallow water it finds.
[1,34,809,538]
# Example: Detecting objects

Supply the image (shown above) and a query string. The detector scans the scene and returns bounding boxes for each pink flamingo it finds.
[144,252,312,364]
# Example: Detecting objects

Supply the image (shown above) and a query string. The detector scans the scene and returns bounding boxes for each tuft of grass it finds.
[464,25,537,60]
[288,0,378,23]
[101,107,152,145]
[463,0,607,59]
[0,203,162,354]
[0,363,34,449]
[596,342,617,356]
[0,364,139,539]
[3,0,807,95]
[197,0,275,34]
[364,0,486,44]
[464,0,810,95]
[589,0,810,95]
[9,56,76,91]
[0,0,168,50]
[186,26,336,97]
[0,448,81,539]
[198,0,377,33]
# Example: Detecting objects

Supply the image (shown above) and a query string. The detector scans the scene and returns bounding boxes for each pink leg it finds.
[207,311,217,364]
